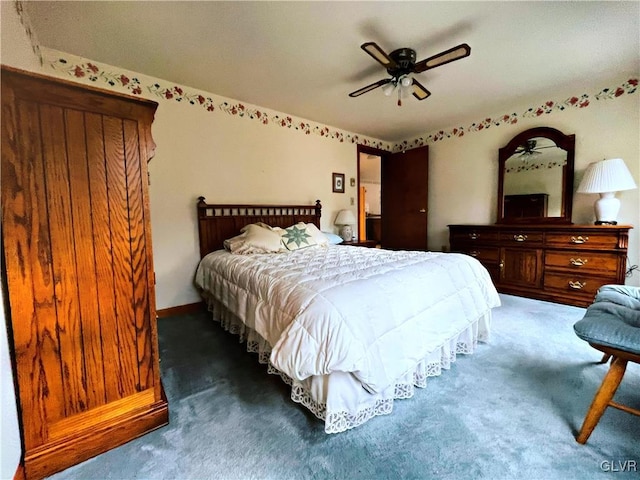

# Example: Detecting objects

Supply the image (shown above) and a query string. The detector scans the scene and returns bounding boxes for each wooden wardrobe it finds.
[1,66,168,479]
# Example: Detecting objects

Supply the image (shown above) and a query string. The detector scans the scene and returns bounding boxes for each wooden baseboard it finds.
[156,302,205,318]
[24,397,168,480]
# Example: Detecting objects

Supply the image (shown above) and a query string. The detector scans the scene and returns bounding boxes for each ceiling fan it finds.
[349,41,471,106]
[513,139,555,159]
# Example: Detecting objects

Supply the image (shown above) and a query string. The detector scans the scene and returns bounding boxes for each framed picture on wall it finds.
[332,173,345,193]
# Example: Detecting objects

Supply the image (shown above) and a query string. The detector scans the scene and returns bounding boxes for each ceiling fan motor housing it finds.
[387,48,417,78]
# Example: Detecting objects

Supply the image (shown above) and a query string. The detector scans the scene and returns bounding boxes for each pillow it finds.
[224,224,285,254]
[322,231,344,245]
[303,223,330,246]
[277,222,329,246]
[240,222,272,233]
[281,223,318,251]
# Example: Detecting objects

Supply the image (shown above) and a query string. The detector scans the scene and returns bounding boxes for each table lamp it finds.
[577,158,637,225]
[335,209,357,241]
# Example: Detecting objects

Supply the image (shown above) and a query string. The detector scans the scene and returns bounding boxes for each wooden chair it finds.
[573,285,640,444]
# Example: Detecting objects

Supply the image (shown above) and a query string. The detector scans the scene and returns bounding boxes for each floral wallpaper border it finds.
[45,53,392,151]
[505,159,567,174]
[14,2,640,153]
[39,49,638,155]
[393,79,638,152]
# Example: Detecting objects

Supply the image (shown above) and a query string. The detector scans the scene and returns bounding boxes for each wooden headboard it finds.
[196,196,322,258]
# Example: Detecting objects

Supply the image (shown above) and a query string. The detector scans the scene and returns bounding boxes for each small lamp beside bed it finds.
[335,209,357,241]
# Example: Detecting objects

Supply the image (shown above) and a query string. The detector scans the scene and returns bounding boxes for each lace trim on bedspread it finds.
[203,294,484,434]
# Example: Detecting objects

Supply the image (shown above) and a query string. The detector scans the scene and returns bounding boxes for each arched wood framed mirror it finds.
[497,127,575,224]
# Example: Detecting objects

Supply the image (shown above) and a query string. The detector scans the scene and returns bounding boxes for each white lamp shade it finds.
[334,209,356,225]
[577,158,637,194]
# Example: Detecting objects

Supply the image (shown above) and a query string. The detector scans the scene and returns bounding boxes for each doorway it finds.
[357,144,430,250]
[357,146,384,245]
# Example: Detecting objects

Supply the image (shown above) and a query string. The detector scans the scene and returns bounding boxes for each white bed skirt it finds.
[202,293,491,433]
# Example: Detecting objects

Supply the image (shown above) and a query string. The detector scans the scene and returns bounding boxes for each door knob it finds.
[419,209,426,213]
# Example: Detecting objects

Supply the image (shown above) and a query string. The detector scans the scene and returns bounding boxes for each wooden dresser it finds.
[449,224,631,307]
[2,67,168,479]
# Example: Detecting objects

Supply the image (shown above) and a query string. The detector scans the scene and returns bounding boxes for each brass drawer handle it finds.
[570,258,588,266]
[513,234,527,242]
[570,236,589,244]
[568,280,586,290]
[469,250,479,257]
[469,233,479,240]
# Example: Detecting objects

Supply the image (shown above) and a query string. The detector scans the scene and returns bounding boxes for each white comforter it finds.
[195,246,500,394]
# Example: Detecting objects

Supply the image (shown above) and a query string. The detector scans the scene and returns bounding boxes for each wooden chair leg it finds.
[576,356,628,444]
[599,353,611,364]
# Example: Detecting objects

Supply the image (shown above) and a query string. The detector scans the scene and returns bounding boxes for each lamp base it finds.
[339,225,353,242]
[593,192,621,225]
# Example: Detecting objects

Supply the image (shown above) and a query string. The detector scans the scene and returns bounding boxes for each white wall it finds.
[147,98,363,307]
[425,82,639,285]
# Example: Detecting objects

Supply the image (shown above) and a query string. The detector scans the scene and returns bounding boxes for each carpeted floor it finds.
[48,294,639,480]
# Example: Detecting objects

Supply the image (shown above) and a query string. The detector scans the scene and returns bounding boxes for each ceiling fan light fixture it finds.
[400,75,412,87]
[382,81,396,96]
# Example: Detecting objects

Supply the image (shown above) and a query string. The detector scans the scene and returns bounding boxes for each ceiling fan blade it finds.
[413,43,471,73]
[411,78,431,100]
[349,78,392,97]
[361,42,397,68]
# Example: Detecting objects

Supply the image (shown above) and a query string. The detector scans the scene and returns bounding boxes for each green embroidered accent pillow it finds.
[281,224,317,251]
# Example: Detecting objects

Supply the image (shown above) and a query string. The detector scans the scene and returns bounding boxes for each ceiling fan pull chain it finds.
[397,87,402,107]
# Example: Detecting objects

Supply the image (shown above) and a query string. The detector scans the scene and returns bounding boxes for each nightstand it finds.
[340,239,378,248]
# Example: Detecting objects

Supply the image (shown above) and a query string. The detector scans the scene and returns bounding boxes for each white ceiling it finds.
[24,1,640,142]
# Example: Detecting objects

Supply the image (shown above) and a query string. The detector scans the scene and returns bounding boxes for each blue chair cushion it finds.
[594,284,640,309]
[573,285,640,356]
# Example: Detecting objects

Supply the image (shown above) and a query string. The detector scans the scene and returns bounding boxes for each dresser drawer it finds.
[461,247,500,263]
[450,230,499,244]
[500,231,544,245]
[544,251,620,274]
[545,232,621,249]
[544,272,616,298]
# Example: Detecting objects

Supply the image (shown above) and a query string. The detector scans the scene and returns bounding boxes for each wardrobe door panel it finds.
[65,109,107,410]
[41,103,89,419]
[104,115,139,399]
[5,98,61,450]
[123,119,154,391]
[2,67,168,480]
[86,112,123,404]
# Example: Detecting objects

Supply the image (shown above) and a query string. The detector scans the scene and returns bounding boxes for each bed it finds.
[194,197,501,433]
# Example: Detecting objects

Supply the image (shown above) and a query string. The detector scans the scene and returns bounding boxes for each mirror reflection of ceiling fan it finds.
[514,140,555,160]
[349,41,471,106]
